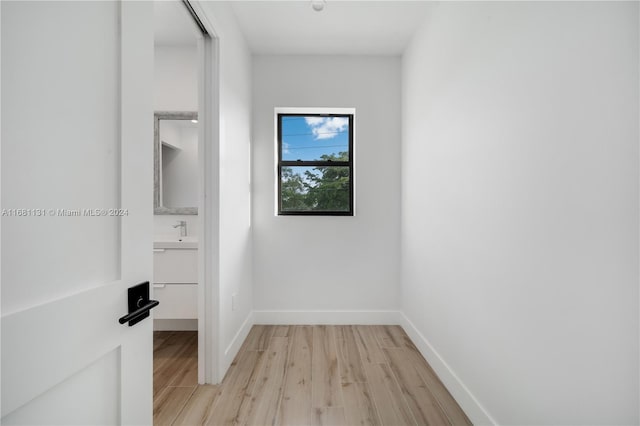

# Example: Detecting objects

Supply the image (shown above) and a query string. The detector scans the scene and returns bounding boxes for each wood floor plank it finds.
[312,325,342,408]
[363,362,417,426]
[205,349,266,425]
[241,325,275,351]
[153,386,196,426]
[312,406,347,426]
[155,327,470,426]
[354,326,388,364]
[336,326,367,384]
[154,331,175,351]
[168,353,198,387]
[172,385,218,426]
[342,381,381,426]
[384,347,451,425]
[278,326,313,426]
[388,325,409,345]
[154,332,197,372]
[272,325,291,337]
[401,343,472,425]
[243,336,290,425]
[154,332,198,395]
[374,325,406,348]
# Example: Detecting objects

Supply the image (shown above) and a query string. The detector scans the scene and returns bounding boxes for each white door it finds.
[1,1,154,424]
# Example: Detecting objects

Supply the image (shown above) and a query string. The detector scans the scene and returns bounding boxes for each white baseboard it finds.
[220,311,254,378]
[253,310,402,325]
[399,313,496,425]
[154,319,198,331]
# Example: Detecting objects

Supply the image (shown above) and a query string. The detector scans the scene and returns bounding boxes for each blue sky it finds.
[281,116,349,161]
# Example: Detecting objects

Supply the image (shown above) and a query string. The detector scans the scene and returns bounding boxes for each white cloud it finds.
[304,117,325,126]
[304,116,348,140]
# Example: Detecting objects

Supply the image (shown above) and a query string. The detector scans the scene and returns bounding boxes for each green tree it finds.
[281,152,350,212]
[281,166,309,210]
[305,152,350,211]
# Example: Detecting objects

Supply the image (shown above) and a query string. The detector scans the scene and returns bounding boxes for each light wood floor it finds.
[153,325,471,426]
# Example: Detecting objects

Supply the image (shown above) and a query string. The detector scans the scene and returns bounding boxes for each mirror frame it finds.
[154,111,198,215]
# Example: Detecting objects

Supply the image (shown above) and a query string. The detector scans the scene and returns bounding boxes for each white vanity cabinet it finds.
[153,243,197,320]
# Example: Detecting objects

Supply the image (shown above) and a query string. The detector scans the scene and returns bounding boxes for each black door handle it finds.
[118,281,160,326]
[119,300,159,325]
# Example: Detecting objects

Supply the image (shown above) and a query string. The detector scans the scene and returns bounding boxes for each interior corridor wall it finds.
[401,2,639,424]
[199,1,253,377]
[252,55,401,318]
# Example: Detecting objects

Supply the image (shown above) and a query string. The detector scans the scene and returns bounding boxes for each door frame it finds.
[188,0,220,384]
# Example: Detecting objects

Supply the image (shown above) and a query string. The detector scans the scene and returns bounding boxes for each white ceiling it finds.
[229,1,430,55]
[154,0,200,47]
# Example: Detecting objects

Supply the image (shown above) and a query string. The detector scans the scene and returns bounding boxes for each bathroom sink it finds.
[154,236,198,249]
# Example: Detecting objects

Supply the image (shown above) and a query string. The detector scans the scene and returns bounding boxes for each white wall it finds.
[252,56,401,319]
[199,1,253,377]
[401,2,639,424]
[154,45,197,111]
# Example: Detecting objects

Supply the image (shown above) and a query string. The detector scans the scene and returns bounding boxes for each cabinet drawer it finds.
[153,248,197,283]
[152,284,197,319]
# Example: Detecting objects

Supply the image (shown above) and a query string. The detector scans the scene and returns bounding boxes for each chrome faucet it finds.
[173,220,187,237]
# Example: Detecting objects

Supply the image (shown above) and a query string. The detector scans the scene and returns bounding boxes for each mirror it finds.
[154,111,198,214]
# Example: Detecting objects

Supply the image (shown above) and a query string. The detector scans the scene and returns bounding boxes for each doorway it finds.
[151,0,215,415]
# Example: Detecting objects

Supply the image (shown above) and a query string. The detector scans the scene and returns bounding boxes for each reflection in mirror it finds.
[154,111,198,214]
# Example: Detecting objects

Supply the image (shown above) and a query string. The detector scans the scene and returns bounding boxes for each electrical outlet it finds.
[232,293,237,311]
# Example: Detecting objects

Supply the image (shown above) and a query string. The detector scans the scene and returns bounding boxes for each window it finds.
[277,113,354,215]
